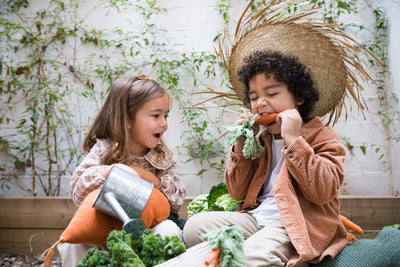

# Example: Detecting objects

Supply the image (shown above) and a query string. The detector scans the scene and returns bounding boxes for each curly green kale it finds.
[139,230,165,266]
[163,235,186,259]
[76,248,111,267]
[131,229,186,267]
[107,230,145,267]
[78,229,186,267]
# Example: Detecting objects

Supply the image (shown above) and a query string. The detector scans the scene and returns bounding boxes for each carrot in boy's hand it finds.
[254,113,279,126]
[205,247,221,267]
[339,214,364,235]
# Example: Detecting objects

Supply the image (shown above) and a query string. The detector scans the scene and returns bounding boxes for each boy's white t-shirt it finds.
[248,137,284,226]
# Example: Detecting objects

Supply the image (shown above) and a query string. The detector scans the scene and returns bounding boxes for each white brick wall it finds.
[1,0,399,198]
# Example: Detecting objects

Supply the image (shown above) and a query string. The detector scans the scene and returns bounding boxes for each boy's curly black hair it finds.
[238,51,319,121]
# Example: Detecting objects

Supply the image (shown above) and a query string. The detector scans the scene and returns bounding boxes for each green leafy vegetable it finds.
[187,194,209,217]
[207,182,229,210]
[77,229,186,267]
[383,224,400,230]
[132,229,186,266]
[76,248,111,267]
[213,193,242,211]
[225,115,261,158]
[107,230,144,267]
[188,183,243,218]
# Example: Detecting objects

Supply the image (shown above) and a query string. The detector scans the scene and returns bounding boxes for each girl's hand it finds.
[277,109,303,146]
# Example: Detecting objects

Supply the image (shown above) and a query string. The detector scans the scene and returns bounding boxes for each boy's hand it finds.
[277,109,303,146]
[233,113,259,153]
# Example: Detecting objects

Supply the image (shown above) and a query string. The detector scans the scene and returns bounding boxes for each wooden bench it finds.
[0,196,399,255]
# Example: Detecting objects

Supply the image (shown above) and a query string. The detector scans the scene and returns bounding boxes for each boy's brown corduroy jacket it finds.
[225,117,348,266]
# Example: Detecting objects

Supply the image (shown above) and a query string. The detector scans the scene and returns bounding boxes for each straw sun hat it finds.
[214,0,380,124]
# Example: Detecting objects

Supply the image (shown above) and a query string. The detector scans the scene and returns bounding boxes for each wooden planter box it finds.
[0,196,399,255]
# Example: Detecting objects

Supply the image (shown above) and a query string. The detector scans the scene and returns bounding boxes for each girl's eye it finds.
[267,93,278,97]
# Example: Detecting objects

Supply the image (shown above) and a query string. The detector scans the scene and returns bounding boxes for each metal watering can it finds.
[93,165,154,239]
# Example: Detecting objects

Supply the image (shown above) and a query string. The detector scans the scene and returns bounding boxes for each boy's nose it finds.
[258,96,269,107]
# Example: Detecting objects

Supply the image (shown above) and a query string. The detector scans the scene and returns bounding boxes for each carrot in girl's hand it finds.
[254,113,279,126]
[340,214,364,235]
[205,247,221,267]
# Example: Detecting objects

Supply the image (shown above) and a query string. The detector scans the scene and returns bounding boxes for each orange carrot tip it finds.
[205,247,221,266]
[340,214,364,235]
[254,113,279,126]
[347,232,358,242]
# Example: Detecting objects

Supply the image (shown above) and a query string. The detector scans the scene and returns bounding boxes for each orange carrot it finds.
[340,214,364,234]
[347,232,358,242]
[205,247,221,267]
[254,113,279,126]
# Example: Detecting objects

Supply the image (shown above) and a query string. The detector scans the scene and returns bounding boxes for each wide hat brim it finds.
[229,21,348,118]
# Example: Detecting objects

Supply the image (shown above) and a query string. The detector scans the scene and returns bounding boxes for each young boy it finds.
[183,1,375,265]
[183,51,348,267]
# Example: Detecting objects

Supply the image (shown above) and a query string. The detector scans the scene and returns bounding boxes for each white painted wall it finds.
[1,0,399,198]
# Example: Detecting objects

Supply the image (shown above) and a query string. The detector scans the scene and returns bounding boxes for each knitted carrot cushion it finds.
[312,228,400,267]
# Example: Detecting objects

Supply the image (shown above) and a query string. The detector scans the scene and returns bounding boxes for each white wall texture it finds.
[1,0,399,199]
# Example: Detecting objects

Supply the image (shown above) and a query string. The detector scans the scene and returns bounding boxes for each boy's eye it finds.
[165,114,169,119]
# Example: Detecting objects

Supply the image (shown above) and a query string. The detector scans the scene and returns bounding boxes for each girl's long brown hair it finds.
[83,75,169,164]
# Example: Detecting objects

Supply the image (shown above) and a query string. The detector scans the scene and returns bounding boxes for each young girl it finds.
[183,51,348,267]
[58,75,186,267]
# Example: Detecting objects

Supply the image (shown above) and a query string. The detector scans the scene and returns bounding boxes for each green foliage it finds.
[76,248,111,267]
[187,194,209,218]
[383,224,400,230]
[107,230,144,267]
[78,229,186,266]
[225,115,261,159]
[207,182,229,209]
[214,193,242,211]
[131,229,186,267]
[187,183,242,217]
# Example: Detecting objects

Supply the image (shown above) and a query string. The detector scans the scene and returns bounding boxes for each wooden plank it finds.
[0,197,77,228]
[177,199,191,220]
[0,196,399,256]
[339,195,400,230]
[0,228,63,255]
